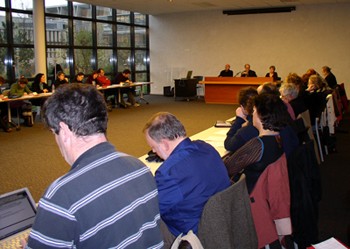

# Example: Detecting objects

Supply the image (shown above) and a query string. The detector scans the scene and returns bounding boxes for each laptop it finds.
[0,188,37,247]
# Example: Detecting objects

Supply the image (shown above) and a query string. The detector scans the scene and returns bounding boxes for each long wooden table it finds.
[199,77,272,104]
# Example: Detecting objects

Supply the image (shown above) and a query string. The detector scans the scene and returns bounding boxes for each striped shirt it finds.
[26,142,163,249]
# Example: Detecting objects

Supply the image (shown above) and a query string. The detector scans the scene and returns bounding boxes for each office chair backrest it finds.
[198,174,258,249]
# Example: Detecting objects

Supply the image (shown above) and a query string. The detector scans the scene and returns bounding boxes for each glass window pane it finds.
[11,0,32,10]
[14,47,34,78]
[45,0,68,15]
[12,13,34,44]
[46,48,69,83]
[97,22,112,47]
[74,20,92,46]
[117,25,130,47]
[0,47,7,77]
[97,49,113,74]
[117,50,131,71]
[96,6,113,21]
[46,17,69,45]
[0,1,5,8]
[135,73,148,82]
[73,2,91,18]
[135,50,147,71]
[116,9,130,23]
[134,13,146,25]
[135,27,147,48]
[0,11,7,43]
[74,49,93,75]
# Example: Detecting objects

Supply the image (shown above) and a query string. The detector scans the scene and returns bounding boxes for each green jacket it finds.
[9,83,32,97]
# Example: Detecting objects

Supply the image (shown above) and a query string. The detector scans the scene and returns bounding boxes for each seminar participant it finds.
[143,112,230,248]
[218,64,234,77]
[265,65,279,82]
[114,69,139,107]
[241,64,257,77]
[25,84,163,249]
[321,66,338,89]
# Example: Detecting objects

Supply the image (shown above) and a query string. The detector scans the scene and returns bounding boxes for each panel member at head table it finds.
[241,64,257,77]
[218,64,234,77]
[24,84,163,249]
[143,112,230,248]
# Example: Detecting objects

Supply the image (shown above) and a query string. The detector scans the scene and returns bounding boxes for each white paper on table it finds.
[312,237,347,249]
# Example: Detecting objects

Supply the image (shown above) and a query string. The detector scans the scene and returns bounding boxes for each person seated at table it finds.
[31,73,51,93]
[321,66,338,89]
[265,65,279,82]
[224,87,258,153]
[143,112,230,248]
[71,72,85,83]
[85,70,98,86]
[114,69,139,107]
[285,73,308,117]
[225,93,293,248]
[53,71,69,89]
[31,73,51,120]
[9,76,34,127]
[0,76,12,132]
[241,64,257,77]
[218,64,233,77]
[304,74,332,125]
[96,68,111,87]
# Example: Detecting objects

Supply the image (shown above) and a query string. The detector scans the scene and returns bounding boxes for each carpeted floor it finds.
[0,94,349,246]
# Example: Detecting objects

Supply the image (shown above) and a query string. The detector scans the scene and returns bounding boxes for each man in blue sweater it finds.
[143,112,231,248]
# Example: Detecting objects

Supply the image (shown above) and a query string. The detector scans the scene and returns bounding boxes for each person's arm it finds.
[26,198,78,249]
[155,169,183,215]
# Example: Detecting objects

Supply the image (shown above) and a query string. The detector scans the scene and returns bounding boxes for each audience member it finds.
[225,93,293,248]
[114,69,139,107]
[31,73,51,120]
[71,72,85,83]
[143,112,230,248]
[0,76,11,132]
[265,65,279,81]
[85,70,98,86]
[96,68,111,87]
[53,71,69,89]
[224,87,258,153]
[286,72,306,97]
[241,64,257,77]
[322,66,338,89]
[304,74,332,125]
[256,82,279,95]
[218,64,233,77]
[9,77,33,127]
[279,82,301,120]
[301,68,317,86]
[25,84,163,249]
[285,73,308,116]
[31,73,51,93]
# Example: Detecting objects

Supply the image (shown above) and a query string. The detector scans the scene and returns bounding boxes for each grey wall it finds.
[149,3,350,95]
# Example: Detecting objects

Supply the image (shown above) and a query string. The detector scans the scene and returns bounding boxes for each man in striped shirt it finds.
[25,84,163,249]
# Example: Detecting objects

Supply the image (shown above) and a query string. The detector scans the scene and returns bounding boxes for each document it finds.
[214,120,232,128]
[310,237,348,249]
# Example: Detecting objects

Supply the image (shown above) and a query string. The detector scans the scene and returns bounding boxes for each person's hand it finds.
[19,236,28,248]
[235,107,247,120]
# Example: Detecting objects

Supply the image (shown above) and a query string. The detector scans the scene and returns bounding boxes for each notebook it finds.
[0,188,37,248]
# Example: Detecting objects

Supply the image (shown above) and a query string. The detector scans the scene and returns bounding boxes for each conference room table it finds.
[0,82,152,128]
[139,125,231,175]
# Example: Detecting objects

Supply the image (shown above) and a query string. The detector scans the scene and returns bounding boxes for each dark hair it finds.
[33,73,45,85]
[238,87,258,115]
[122,69,131,74]
[143,112,186,142]
[97,68,104,74]
[42,84,108,136]
[254,93,291,132]
[258,82,279,96]
[18,77,28,84]
[76,72,84,77]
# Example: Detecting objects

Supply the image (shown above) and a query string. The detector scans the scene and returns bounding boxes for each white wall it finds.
[149,3,350,95]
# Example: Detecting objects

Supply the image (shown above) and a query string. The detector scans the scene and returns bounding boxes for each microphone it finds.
[234,71,242,77]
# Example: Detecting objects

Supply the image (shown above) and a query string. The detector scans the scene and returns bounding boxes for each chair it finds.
[198,174,258,249]
[298,110,322,164]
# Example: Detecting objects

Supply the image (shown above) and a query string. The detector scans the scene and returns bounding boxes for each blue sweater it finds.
[155,138,231,236]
